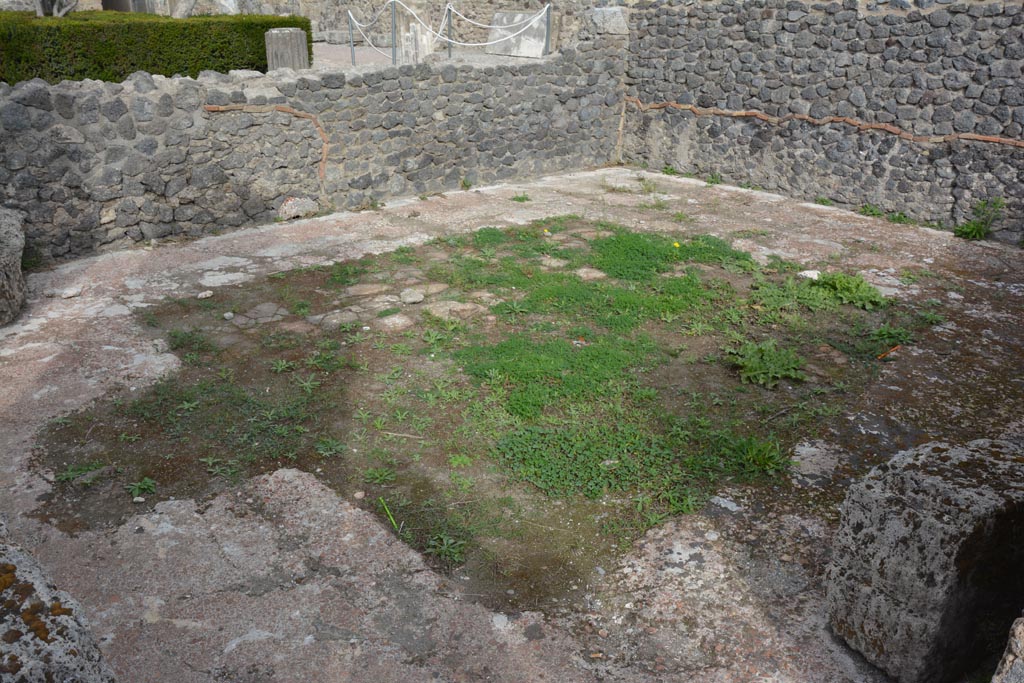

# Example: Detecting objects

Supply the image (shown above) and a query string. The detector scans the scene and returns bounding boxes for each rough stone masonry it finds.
[0,0,1021,262]
[0,10,626,262]
[623,0,1023,239]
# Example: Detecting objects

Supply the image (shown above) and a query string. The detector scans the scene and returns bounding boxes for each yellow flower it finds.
[543,229,550,234]
[673,242,680,248]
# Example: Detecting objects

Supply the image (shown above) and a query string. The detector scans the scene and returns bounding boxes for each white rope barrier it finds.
[348,1,550,49]
[447,3,545,30]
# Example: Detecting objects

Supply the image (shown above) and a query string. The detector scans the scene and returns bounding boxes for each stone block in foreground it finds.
[0,207,27,326]
[825,439,1024,683]
[1,527,117,682]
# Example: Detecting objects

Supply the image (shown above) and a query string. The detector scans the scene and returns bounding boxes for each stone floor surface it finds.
[2,168,1022,682]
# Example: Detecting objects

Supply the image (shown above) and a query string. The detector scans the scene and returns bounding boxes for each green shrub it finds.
[954,197,1005,240]
[725,339,806,388]
[812,272,887,310]
[0,11,312,84]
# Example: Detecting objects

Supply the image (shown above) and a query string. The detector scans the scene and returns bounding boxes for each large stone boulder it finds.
[825,439,1024,683]
[0,208,27,326]
[1,523,117,682]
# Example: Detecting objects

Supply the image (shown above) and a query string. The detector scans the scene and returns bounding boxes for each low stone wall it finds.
[0,18,625,261]
[623,0,1023,241]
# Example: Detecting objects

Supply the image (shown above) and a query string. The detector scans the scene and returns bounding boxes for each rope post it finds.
[446,4,452,59]
[391,0,397,65]
[543,4,551,55]
[348,13,356,66]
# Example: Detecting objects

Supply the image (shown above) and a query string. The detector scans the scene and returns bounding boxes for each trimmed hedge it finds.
[0,11,313,84]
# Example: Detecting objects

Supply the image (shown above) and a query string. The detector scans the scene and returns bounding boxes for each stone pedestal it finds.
[0,208,26,326]
[266,27,309,71]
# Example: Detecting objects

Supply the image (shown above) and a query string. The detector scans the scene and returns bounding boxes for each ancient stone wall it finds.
[0,26,625,260]
[622,0,1023,240]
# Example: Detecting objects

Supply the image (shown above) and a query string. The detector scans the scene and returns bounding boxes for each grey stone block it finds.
[0,208,27,325]
[825,439,1024,683]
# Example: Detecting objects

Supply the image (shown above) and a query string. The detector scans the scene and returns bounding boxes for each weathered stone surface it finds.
[399,287,424,304]
[485,10,550,59]
[265,27,309,72]
[422,300,488,320]
[276,196,319,221]
[0,525,116,683]
[825,439,1024,683]
[0,207,26,326]
[994,618,1024,683]
[372,312,414,332]
[584,7,629,36]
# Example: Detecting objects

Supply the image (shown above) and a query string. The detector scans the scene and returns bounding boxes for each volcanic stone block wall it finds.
[0,26,625,261]
[623,0,1023,239]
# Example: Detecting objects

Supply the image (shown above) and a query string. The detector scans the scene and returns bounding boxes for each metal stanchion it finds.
[391,0,397,65]
[543,4,551,55]
[447,4,452,59]
[348,14,356,65]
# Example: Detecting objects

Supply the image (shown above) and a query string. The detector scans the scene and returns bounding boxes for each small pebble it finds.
[223,312,234,320]
[197,290,214,299]
[132,496,145,504]
[781,554,793,562]
[353,491,365,500]
[61,287,83,299]
[705,531,720,542]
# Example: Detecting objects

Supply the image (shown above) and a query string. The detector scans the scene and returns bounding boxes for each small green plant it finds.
[448,453,473,468]
[460,177,473,191]
[290,300,311,316]
[672,211,695,224]
[295,375,322,395]
[858,204,884,217]
[706,172,723,186]
[661,165,680,176]
[637,176,658,194]
[167,328,215,354]
[813,272,887,310]
[56,461,104,483]
[639,197,670,210]
[814,197,834,206]
[725,339,807,388]
[722,435,789,477]
[270,359,296,373]
[364,467,397,484]
[954,197,1005,240]
[125,477,157,497]
[870,324,913,347]
[511,193,531,202]
[425,532,466,565]
[316,437,346,457]
[886,212,913,225]
[20,245,43,272]
[377,307,401,318]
